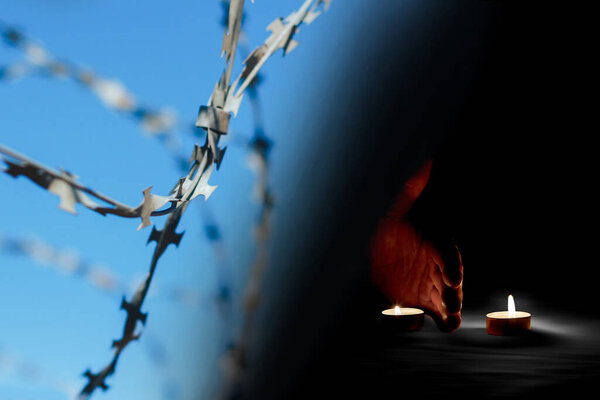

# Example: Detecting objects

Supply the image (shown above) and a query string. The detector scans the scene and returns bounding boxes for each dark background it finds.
[239,2,597,398]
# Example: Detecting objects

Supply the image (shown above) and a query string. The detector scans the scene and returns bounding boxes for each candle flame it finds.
[394,306,402,315]
[508,294,516,318]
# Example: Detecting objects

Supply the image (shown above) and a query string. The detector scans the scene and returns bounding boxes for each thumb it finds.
[387,159,432,219]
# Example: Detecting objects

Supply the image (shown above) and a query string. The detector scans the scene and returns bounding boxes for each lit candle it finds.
[381,305,424,332]
[486,295,531,336]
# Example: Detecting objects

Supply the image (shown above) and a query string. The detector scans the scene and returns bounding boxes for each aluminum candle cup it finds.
[381,306,424,332]
[486,295,531,336]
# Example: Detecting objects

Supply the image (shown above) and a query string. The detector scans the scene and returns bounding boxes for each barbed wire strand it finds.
[0,142,207,233]
[214,2,267,398]
[0,233,208,308]
[0,20,187,160]
[214,1,329,398]
[0,233,190,398]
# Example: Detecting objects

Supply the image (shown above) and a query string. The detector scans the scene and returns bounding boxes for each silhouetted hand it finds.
[370,160,463,332]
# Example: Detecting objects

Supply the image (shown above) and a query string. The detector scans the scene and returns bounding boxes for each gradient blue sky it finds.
[0,1,418,399]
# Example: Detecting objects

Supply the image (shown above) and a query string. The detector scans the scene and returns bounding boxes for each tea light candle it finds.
[381,306,424,332]
[486,295,531,336]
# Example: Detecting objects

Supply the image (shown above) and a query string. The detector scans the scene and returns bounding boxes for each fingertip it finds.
[428,311,447,332]
[443,286,461,314]
[444,313,461,332]
[440,243,463,288]
[429,309,461,333]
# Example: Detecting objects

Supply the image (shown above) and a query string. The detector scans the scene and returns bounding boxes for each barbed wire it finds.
[0,19,233,311]
[78,0,243,395]
[0,233,207,308]
[214,1,330,398]
[0,15,228,397]
[0,19,252,247]
[1,0,329,397]
[0,123,215,398]
[80,0,329,396]
[214,2,272,398]
[0,21,185,156]
[0,15,235,294]
[0,232,190,398]
[0,340,178,400]
[0,142,215,231]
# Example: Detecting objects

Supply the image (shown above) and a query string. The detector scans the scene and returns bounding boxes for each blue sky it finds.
[0,1,417,399]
